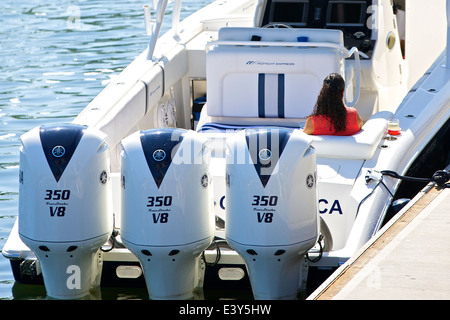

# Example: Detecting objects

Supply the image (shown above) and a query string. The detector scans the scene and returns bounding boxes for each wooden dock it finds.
[308,182,450,300]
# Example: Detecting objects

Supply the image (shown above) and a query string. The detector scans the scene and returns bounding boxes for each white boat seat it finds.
[198,111,391,160]
[205,27,347,121]
[310,111,391,159]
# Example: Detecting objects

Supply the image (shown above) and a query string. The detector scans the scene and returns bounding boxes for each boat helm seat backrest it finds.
[206,27,345,121]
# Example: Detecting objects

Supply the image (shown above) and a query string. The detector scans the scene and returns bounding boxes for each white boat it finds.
[3,0,449,300]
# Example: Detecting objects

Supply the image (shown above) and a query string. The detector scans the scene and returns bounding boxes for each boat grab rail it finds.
[206,40,366,107]
[205,40,367,58]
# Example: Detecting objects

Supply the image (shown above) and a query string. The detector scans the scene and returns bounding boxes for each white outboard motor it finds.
[120,128,214,300]
[225,128,318,300]
[18,124,113,299]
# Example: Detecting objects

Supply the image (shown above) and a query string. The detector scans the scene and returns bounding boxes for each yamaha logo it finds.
[100,170,108,184]
[201,174,209,188]
[152,149,166,161]
[306,174,315,189]
[259,148,272,161]
[52,145,66,158]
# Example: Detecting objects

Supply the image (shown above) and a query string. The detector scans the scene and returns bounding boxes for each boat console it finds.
[259,0,375,58]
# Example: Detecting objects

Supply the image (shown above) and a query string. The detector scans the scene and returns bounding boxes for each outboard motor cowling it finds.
[120,128,214,300]
[225,128,318,300]
[18,124,113,299]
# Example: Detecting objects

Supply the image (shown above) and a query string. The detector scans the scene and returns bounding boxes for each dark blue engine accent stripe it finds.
[40,124,86,182]
[140,128,187,189]
[258,73,265,118]
[245,128,292,188]
[278,74,285,118]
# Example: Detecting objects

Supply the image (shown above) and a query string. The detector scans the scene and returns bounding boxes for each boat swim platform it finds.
[307,181,450,300]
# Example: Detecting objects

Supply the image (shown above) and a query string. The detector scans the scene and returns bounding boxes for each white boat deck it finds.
[307,181,450,300]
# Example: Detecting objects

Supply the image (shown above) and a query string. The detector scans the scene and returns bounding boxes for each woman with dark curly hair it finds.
[303,73,363,135]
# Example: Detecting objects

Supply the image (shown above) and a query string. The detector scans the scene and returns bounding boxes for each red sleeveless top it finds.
[311,107,360,136]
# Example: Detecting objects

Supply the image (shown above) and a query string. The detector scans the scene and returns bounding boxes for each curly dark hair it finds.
[310,73,347,133]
